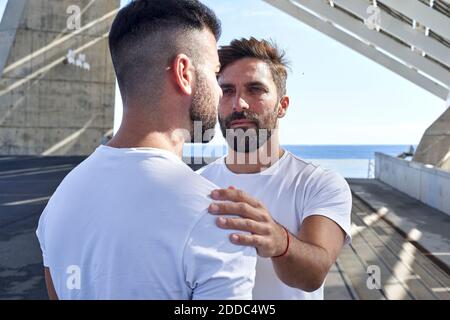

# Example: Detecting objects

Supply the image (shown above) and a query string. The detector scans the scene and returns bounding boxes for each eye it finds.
[249,86,265,94]
[221,88,234,95]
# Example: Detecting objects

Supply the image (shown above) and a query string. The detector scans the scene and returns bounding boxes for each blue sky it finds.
[0,0,5,19]
[1,0,446,145]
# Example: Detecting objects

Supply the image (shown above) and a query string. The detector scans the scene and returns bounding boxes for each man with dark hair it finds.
[36,1,256,300]
[108,0,222,139]
[198,37,352,300]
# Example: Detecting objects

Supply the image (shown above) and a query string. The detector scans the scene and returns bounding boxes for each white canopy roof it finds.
[264,0,450,100]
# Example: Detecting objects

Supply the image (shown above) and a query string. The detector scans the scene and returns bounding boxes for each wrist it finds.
[272,225,290,258]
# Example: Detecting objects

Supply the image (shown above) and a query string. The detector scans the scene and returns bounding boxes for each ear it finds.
[277,96,290,118]
[171,54,194,96]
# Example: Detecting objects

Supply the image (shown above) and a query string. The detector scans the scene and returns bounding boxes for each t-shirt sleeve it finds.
[36,209,50,267]
[300,169,352,245]
[183,212,257,300]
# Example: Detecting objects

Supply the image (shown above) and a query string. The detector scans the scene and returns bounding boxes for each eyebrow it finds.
[245,81,268,89]
[219,81,269,89]
[219,83,235,89]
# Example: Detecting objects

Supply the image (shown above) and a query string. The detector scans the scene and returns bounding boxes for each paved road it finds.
[0,156,85,299]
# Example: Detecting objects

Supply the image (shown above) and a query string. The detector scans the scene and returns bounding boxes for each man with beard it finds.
[35,0,256,300]
[198,38,352,300]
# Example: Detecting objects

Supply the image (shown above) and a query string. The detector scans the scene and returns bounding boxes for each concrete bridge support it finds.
[0,0,120,155]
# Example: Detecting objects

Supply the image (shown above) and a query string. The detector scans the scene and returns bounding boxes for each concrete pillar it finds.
[413,92,450,171]
[0,0,120,155]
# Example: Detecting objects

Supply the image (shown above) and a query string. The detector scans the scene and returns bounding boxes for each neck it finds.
[107,112,185,158]
[225,135,285,174]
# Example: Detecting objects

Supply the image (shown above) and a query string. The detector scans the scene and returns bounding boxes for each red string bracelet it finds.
[272,226,290,258]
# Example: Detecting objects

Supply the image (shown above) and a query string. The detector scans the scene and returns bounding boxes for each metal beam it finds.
[332,0,450,67]
[378,0,450,40]
[263,0,448,99]
[288,0,450,87]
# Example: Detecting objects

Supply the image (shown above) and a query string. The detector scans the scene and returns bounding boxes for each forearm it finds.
[271,232,332,292]
[207,189,344,292]
[44,267,58,300]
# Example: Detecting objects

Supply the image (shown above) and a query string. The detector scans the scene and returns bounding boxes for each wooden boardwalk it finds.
[324,195,450,300]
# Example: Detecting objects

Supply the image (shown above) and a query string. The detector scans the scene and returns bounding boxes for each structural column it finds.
[0,0,120,155]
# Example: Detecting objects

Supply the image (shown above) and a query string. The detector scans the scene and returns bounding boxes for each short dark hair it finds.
[109,0,221,102]
[218,37,289,97]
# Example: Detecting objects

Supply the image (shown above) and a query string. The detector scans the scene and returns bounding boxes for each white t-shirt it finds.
[197,151,352,300]
[36,145,256,300]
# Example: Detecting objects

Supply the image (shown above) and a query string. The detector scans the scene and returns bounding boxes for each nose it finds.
[233,96,249,112]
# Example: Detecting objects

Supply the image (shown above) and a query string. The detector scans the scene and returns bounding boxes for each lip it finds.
[229,120,256,128]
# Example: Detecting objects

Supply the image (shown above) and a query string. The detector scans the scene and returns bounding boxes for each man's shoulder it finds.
[298,165,350,200]
[279,152,349,190]
[183,163,220,194]
[263,151,317,182]
[195,156,226,176]
[307,165,348,188]
[282,151,318,171]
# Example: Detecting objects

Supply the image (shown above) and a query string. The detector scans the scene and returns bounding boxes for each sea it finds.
[183,144,416,178]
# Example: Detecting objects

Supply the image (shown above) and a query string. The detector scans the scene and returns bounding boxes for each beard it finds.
[219,105,278,153]
[189,70,217,143]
